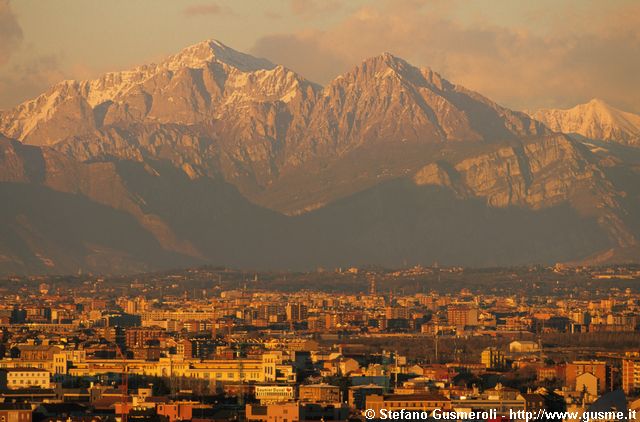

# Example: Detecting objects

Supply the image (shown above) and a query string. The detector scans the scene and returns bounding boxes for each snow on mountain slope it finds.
[0,39,639,272]
[532,99,640,146]
[0,40,315,145]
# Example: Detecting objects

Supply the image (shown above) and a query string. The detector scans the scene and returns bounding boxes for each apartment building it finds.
[622,358,640,394]
[0,368,51,389]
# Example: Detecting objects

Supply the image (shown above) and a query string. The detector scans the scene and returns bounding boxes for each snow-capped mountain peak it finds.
[532,99,640,146]
[0,39,309,144]
[162,39,275,73]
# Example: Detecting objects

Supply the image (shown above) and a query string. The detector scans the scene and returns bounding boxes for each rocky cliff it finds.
[0,40,638,274]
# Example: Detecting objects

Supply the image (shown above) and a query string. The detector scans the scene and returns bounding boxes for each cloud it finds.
[183,2,227,17]
[0,55,66,109]
[252,30,349,85]
[290,0,343,18]
[251,0,640,113]
[0,0,24,66]
[263,10,282,20]
[0,1,75,109]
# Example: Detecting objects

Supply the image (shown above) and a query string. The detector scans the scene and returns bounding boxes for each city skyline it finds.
[0,2,639,420]
[1,265,640,421]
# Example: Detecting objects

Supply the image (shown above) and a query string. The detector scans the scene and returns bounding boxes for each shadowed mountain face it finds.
[0,138,614,274]
[0,182,201,274]
[0,40,638,274]
[288,179,611,269]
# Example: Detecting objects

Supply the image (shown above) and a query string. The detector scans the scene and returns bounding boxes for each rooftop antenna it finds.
[116,345,128,422]
[394,350,399,388]
[369,277,377,296]
[537,332,543,361]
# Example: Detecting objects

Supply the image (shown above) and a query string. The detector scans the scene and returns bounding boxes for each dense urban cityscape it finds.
[1,265,640,421]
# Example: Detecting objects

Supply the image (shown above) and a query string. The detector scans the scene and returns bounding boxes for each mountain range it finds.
[1,39,639,275]
[532,99,640,147]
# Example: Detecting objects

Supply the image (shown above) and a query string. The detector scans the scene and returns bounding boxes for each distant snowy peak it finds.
[48,39,277,107]
[532,99,640,146]
[0,39,310,144]
[163,39,275,72]
[0,40,544,150]
[328,53,449,89]
[78,39,285,106]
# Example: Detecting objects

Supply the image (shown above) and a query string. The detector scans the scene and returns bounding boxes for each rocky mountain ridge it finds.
[0,40,638,274]
[532,99,640,147]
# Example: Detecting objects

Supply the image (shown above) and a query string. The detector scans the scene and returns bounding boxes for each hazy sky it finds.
[1,0,639,112]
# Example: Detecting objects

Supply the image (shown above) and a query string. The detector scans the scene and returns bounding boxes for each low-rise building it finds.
[0,368,51,389]
[566,361,608,394]
[299,383,340,403]
[254,385,296,404]
[481,347,506,369]
[366,393,451,419]
[0,403,32,422]
[246,402,349,421]
[349,384,385,410]
[509,340,540,353]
